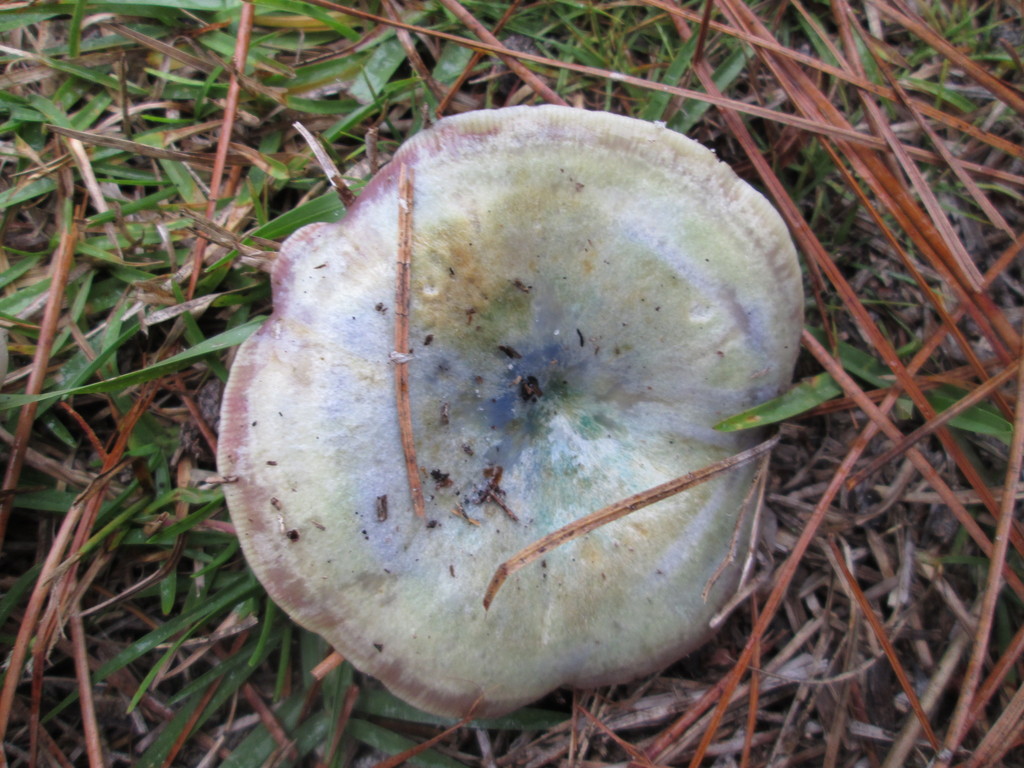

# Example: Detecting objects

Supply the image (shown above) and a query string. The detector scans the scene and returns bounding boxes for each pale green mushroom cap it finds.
[219,106,803,718]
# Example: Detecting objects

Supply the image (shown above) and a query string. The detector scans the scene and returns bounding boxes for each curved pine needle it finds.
[483,435,779,610]
[393,165,425,519]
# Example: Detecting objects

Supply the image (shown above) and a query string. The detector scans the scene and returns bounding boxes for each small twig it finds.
[157,614,258,653]
[881,622,971,768]
[802,330,1024,601]
[482,488,519,522]
[181,210,272,259]
[0,424,100,489]
[178,388,220,458]
[865,0,1024,117]
[162,635,245,767]
[483,435,779,610]
[382,0,447,102]
[672,420,873,766]
[310,651,346,681]
[393,165,425,518]
[81,536,185,617]
[0,462,126,752]
[741,598,760,768]
[64,136,122,259]
[451,504,480,526]
[967,621,1024,729]
[366,126,380,173]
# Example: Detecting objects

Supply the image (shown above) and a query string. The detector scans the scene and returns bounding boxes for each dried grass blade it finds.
[644,668,735,761]
[324,684,360,767]
[293,121,356,205]
[483,435,778,610]
[770,137,1017,534]
[856,92,986,292]
[161,641,239,767]
[393,165,425,518]
[722,0,1018,356]
[876,59,1015,239]
[383,0,446,102]
[64,136,122,260]
[693,0,716,64]
[103,22,212,72]
[576,704,657,767]
[46,125,246,166]
[985,235,1024,289]
[723,0,999,336]
[679,438,864,767]
[740,598,760,768]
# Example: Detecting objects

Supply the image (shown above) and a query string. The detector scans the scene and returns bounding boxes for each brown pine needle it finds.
[483,435,779,610]
[394,165,425,519]
[937,337,1024,766]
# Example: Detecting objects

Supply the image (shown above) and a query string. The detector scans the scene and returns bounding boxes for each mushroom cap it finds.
[219,106,803,718]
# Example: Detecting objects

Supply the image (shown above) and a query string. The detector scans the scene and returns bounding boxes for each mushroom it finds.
[218,106,803,718]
